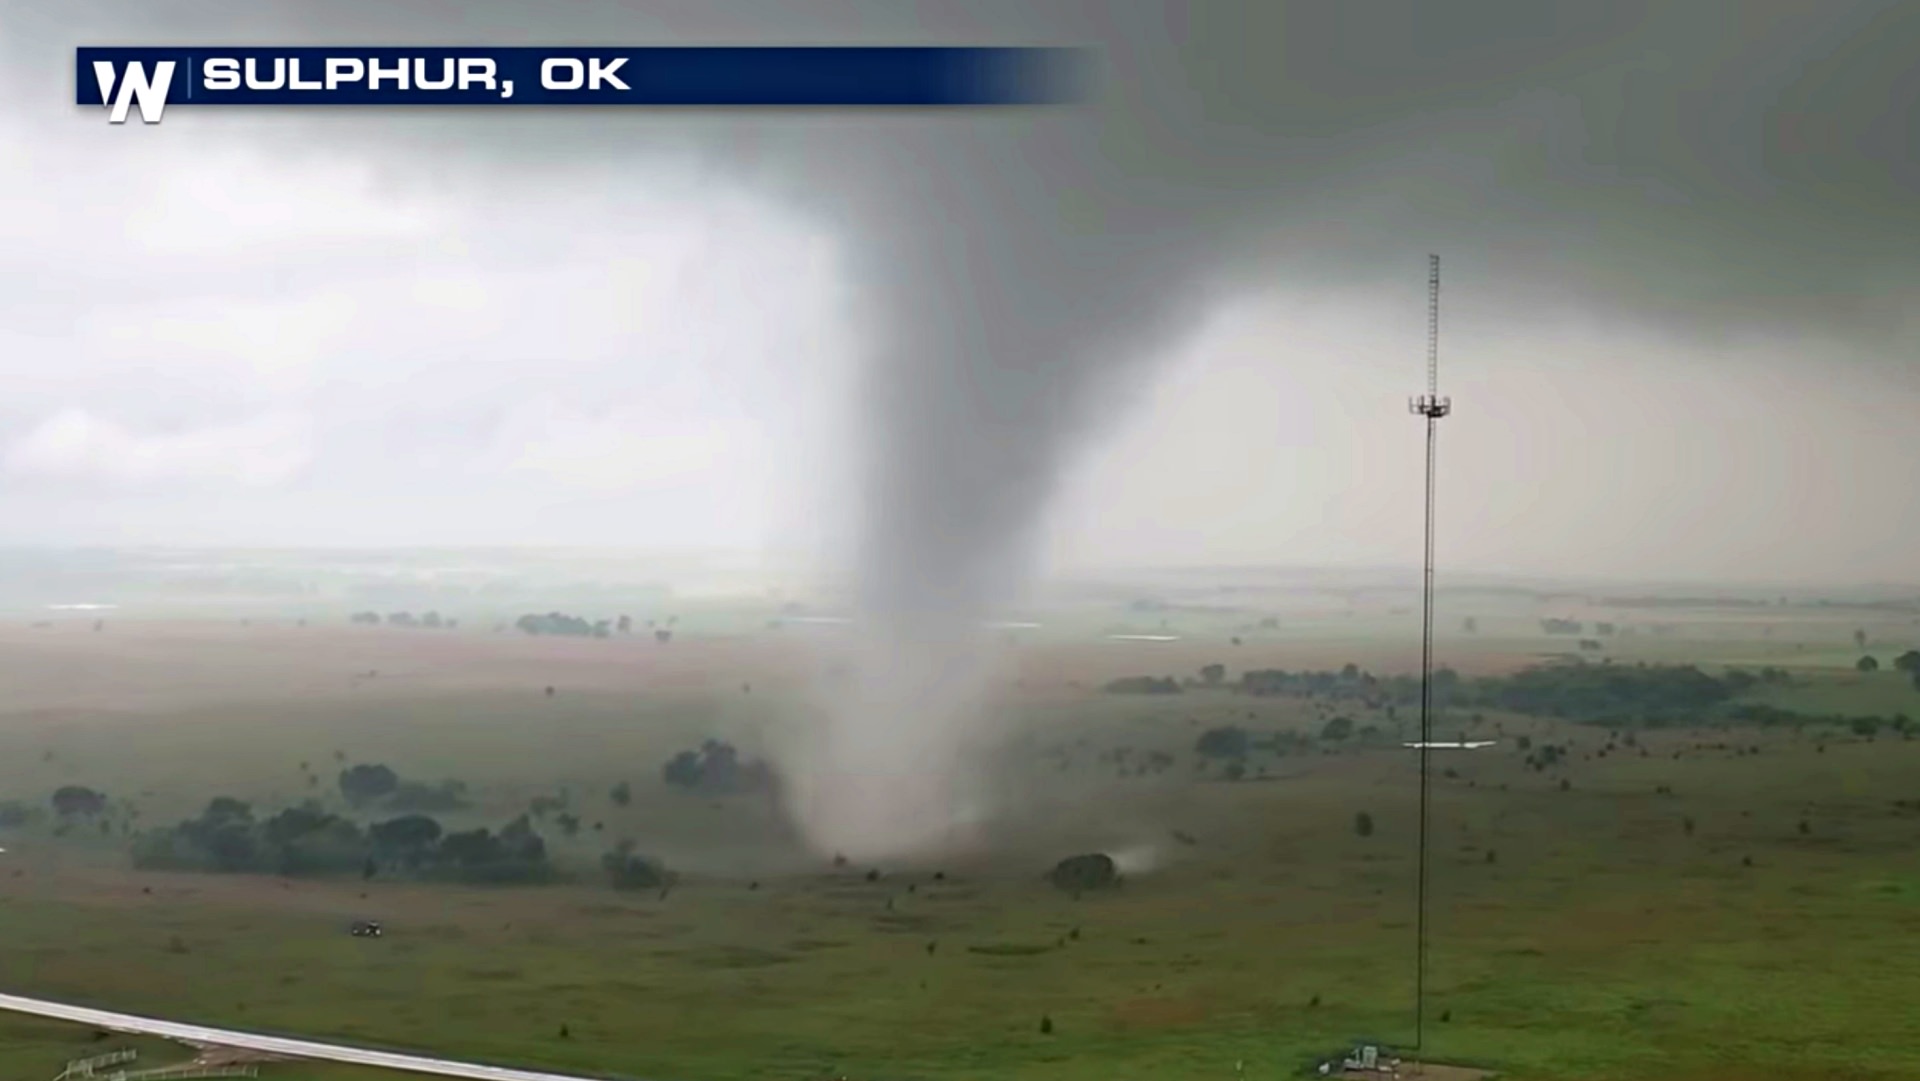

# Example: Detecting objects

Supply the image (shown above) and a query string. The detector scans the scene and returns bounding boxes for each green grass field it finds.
[2,610,1919,1081]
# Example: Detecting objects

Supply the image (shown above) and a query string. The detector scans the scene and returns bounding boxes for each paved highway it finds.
[0,992,629,1081]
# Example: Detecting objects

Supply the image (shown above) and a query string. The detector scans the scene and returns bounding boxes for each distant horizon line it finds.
[0,544,1910,595]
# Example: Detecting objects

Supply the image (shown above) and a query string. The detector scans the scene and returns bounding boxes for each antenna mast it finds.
[1408,254,1451,1060]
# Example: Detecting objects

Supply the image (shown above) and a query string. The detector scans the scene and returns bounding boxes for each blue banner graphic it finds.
[76,46,1087,122]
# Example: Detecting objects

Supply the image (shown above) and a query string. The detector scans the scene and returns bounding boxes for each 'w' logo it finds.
[93,60,176,123]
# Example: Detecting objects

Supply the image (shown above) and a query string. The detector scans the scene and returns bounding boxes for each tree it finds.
[1893,650,1920,673]
[603,840,670,890]
[1855,628,1868,649]
[1857,655,1880,673]
[609,781,632,808]
[1104,676,1180,695]
[1193,726,1249,760]
[387,779,469,813]
[1199,663,1226,686]
[498,813,547,861]
[662,750,703,789]
[1462,617,1478,634]
[161,797,263,873]
[262,807,366,876]
[370,814,443,866]
[515,612,598,637]
[660,740,773,795]
[50,785,107,818]
[338,763,400,806]
[1047,853,1119,894]
[1320,716,1354,742]
[262,804,335,849]
[1354,812,1374,838]
[435,816,551,883]
[437,828,503,868]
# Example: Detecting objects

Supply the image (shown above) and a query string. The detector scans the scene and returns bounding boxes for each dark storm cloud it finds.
[27,2,1918,317]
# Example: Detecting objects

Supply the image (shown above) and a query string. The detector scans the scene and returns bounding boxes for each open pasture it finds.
[2,601,1919,1081]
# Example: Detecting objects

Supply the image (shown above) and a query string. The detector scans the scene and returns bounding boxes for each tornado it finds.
[777,113,1248,859]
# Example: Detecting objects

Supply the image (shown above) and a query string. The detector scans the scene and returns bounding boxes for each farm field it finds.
[2,599,1919,1081]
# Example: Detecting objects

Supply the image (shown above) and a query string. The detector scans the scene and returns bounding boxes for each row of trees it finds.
[0,787,133,839]
[345,610,691,638]
[128,795,680,891]
[337,763,470,812]
[347,610,690,639]
[350,611,458,629]
[661,740,775,796]
[1237,663,1436,704]
[515,612,603,636]
[1101,665,1238,695]
[514,612,677,640]
[1230,662,1747,725]
[1115,659,1824,727]
[131,797,556,883]
[1721,702,1913,737]
[1109,660,1443,705]
[1193,716,1372,763]
[1103,676,1183,695]
[1469,664,1732,722]
[1233,657,1905,728]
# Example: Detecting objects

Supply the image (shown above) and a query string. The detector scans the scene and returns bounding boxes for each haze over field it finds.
[2,1,1915,858]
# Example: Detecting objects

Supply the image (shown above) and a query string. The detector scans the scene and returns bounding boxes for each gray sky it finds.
[2,1,1916,586]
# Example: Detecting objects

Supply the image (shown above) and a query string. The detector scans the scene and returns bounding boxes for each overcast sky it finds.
[1,2,1916,587]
